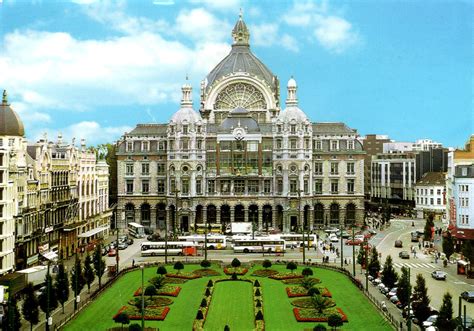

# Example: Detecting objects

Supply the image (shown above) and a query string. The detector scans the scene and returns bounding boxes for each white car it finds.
[329,234,339,242]
[422,315,438,328]
[354,235,365,241]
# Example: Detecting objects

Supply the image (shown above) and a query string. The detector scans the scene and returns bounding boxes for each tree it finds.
[308,287,320,296]
[381,255,398,289]
[224,325,230,331]
[424,215,434,242]
[231,258,241,268]
[174,261,184,274]
[255,310,263,320]
[113,312,130,330]
[71,255,85,310]
[435,292,455,330]
[196,309,204,320]
[462,240,474,273]
[311,294,331,314]
[313,325,327,331]
[128,324,142,331]
[4,295,21,331]
[442,232,455,260]
[84,254,95,293]
[157,265,167,276]
[22,283,39,331]
[55,261,70,313]
[93,244,106,288]
[144,285,158,299]
[149,276,165,290]
[327,313,343,330]
[262,260,272,269]
[357,244,366,267]
[200,260,211,269]
[286,261,297,273]
[396,266,411,307]
[367,247,381,278]
[302,267,313,277]
[38,272,58,317]
[413,273,431,323]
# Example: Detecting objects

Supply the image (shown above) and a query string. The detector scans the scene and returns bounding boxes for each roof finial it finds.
[239,8,243,19]
[185,73,189,81]
[232,9,250,46]
[2,90,8,105]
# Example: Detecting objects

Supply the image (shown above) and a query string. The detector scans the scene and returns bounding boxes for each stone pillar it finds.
[150,207,157,230]
[283,210,288,233]
[165,207,171,232]
[272,206,277,229]
[202,207,207,226]
[309,207,314,231]
[135,208,140,224]
[258,207,263,230]
[244,208,248,223]
[230,208,235,223]
[216,206,221,224]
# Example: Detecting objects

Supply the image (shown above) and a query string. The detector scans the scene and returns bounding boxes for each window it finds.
[331,140,339,151]
[126,142,133,152]
[126,163,134,175]
[290,139,297,149]
[182,125,188,134]
[221,180,231,194]
[196,125,201,133]
[142,180,149,194]
[0,154,3,166]
[0,205,3,217]
[181,139,189,151]
[158,141,166,150]
[197,139,203,150]
[126,180,134,194]
[437,198,441,205]
[181,179,189,194]
[315,140,322,150]
[169,139,175,151]
[330,162,339,175]
[290,179,297,193]
[331,180,338,194]
[347,179,355,193]
[264,180,271,193]
[437,189,441,195]
[290,124,296,134]
[276,139,282,149]
[314,180,322,194]
[304,179,309,194]
[277,124,282,133]
[141,163,149,175]
[305,139,310,149]
[157,180,165,194]
[196,179,202,195]
[247,141,258,152]
[430,189,434,195]
[347,162,355,174]
[234,180,245,194]
[208,180,215,193]
[314,162,323,175]
[277,179,283,194]
[157,163,165,175]
[8,138,14,147]
[347,140,354,150]
[141,141,149,151]
[248,180,259,194]
[170,178,176,193]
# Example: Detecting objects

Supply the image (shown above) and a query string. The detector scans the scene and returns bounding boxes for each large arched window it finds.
[330,203,340,225]
[141,204,151,228]
[215,82,267,110]
[125,203,135,225]
[346,204,356,225]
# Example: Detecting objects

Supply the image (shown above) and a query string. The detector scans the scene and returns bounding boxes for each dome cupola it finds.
[278,77,308,123]
[170,80,202,124]
[0,90,25,137]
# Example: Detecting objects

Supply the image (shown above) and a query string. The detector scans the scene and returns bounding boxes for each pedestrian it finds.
[418,242,421,250]
[132,259,135,267]
[344,258,348,265]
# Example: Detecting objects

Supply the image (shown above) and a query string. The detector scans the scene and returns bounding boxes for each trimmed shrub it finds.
[231,272,238,280]
[129,323,142,331]
[262,259,272,269]
[200,260,211,269]
[205,288,211,296]
[308,287,320,296]
[157,265,167,275]
[173,261,184,273]
[207,279,213,287]
[313,324,327,331]
[255,310,264,321]
[302,267,313,277]
[200,298,207,308]
[287,261,297,273]
[196,309,204,320]
[255,288,261,296]
[231,258,241,268]
[256,299,261,307]
[328,313,343,328]
[254,280,260,287]
[224,325,230,331]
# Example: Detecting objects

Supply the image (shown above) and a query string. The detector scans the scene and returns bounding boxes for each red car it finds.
[108,248,117,257]
[346,239,363,245]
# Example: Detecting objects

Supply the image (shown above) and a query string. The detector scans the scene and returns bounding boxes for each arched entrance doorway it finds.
[156,203,166,230]
[330,203,340,225]
[262,205,272,232]
[221,205,231,232]
[125,203,135,226]
[314,203,324,228]
[346,203,356,225]
[235,205,244,222]
[276,205,283,230]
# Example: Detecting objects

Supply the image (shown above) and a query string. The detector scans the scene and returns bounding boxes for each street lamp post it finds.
[204,207,208,261]
[174,188,180,236]
[365,237,369,291]
[352,225,356,276]
[46,261,51,331]
[340,217,344,268]
[407,267,411,331]
[298,190,306,264]
[141,265,145,331]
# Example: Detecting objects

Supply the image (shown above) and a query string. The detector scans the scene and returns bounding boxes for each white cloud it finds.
[250,23,278,47]
[175,8,231,42]
[281,34,299,53]
[189,0,241,11]
[314,16,359,53]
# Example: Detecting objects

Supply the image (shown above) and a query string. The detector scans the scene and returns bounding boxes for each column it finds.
[166,207,171,232]
[216,206,221,224]
[230,207,235,223]
[258,207,263,230]
[202,207,207,226]
[135,208,140,224]
[244,208,248,223]
[272,206,277,229]
[150,207,157,230]
[309,207,314,231]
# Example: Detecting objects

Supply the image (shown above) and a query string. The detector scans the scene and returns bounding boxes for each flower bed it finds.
[163,277,188,284]
[192,269,221,277]
[223,267,248,275]
[127,297,173,307]
[166,272,200,279]
[251,269,279,277]
[113,305,170,321]
[282,277,321,285]
[134,285,181,297]
[293,307,348,322]
[290,297,336,309]
[286,286,332,298]
[269,272,304,280]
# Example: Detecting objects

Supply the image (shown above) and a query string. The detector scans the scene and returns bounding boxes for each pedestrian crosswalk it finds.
[393,262,439,269]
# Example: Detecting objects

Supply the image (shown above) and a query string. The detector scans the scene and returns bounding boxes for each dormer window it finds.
[126,142,133,152]
[183,125,188,134]
[196,125,201,134]
[331,140,339,151]
[141,141,149,152]
[347,140,354,150]
[277,125,282,133]
[290,124,296,134]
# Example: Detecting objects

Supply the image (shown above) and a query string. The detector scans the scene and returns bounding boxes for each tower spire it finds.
[181,77,193,108]
[2,90,8,105]
[286,77,298,107]
[232,11,250,46]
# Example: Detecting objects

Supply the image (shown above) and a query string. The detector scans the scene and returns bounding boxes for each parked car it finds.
[368,229,377,235]
[329,234,339,242]
[117,242,128,250]
[422,315,438,328]
[147,234,161,242]
[399,251,410,259]
[394,240,403,248]
[339,231,351,239]
[354,234,365,241]
[346,239,363,246]
[461,291,474,303]
[431,270,447,280]
[127,238,134,245]
[108,248,117,257]
[388,287,398,298]
[389,295,399,304]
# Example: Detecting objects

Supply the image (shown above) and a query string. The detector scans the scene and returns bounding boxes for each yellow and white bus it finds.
[127,222,145,238]
[140,241,198,257]
[177,235,227,250]
[233,238,286,253]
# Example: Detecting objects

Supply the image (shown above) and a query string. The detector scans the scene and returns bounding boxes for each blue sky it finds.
[0,0,472,147]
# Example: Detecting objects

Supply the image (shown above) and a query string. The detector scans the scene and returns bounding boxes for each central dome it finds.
[206,15,277,93]
[0,90,25,137]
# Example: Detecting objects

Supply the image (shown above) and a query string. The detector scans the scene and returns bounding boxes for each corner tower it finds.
[200,13,280,124]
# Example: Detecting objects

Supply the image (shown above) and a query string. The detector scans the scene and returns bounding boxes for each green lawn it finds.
[204,281,254,330]
[65,263,394,331]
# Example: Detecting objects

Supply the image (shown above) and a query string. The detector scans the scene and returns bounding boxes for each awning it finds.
[78,226,108,238]
[41,251,58,261]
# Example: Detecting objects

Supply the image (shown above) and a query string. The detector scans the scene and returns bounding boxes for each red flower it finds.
[293,308,348,322]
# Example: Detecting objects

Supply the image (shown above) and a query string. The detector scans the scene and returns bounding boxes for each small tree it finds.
[157,265,167,276]
[39,272,58,317]
[435,292,455,330]
[93,244,106,288]
[462,240,474,273]
[262,260,272,269]
[286,261,297,273]
[207,279,213,287]
[224,325,230,331]
[256,299,261,307]
[367,247,380,278]
[200,298,207,308]
[302,267,313,277]
[254,280,260,287]
[205,288,211,296]
[327,313,343,330]
[413,273,431,323]
[311,294,331,314]
[424,215,434,242]
[397,266,411,307]
[174,261,184,274]
[196,309,204,320]
[113,312,130,330]
[55,261,70,313]
[84,254,95,293]
[231,258,241,268]
[313,325,327,331]
[149,275,164,290]
[4,295,21,331]
[442,232,455,260]
[357,244,366,267]
[255,288,261,296]
[381,255,398,289]
[22,283,39,331]
[71,255,85,310]
[200,260,211,269]
[128,324,142,331]
[308,287,320,296]
[144,285,158,299]
[255,310,263,320]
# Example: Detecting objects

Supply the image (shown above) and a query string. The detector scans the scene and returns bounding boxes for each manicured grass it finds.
[204,281,254,330]
[65,263,394,331]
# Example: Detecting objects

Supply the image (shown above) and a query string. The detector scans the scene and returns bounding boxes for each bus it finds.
[177,235,227,249]
[233,238,286,253]
[140,241,198,257]
[128,222,145,238]
[274,234,317,249]
[195,223,222,234]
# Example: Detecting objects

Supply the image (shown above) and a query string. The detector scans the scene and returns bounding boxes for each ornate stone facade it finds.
[116,16,365,233]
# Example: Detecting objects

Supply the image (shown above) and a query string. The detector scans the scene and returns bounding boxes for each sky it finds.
[0,0,472,148]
